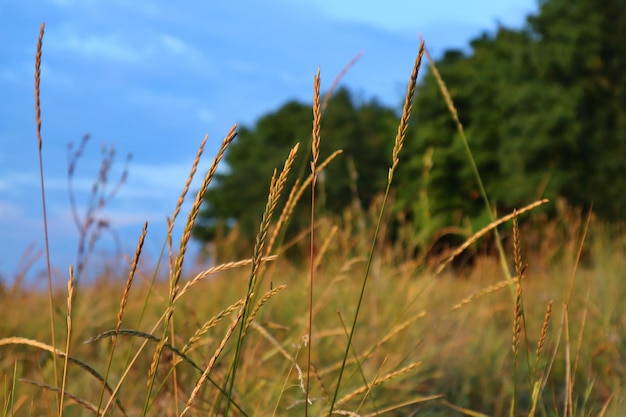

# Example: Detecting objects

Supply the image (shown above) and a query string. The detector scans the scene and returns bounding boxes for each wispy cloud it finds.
[128,158,209,197]
[48,27,148,63]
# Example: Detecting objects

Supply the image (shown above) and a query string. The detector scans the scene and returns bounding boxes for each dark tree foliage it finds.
[193,88,398,246]
[397,0,626,243]
[194,0,626,253]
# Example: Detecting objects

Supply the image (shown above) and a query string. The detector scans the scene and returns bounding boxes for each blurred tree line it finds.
[193,0,626,256]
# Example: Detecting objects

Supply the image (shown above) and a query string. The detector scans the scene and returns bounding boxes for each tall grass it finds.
[0,24,624,417]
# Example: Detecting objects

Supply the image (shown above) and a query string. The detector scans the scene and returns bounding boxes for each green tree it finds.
[396,0,626,250]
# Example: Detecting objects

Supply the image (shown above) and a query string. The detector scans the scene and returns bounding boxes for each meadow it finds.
[1,25,624,417]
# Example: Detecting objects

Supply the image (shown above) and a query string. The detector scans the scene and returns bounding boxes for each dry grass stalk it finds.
[170,124,237,301]
[180,297,251,417]
[250,143,299,290]
[435,199,549,275]
[66,135,131,282]
[181,298,245,353]
[35,23,44,150]
[175,255,277,303]
[512,211,526,280]
[224,144,299,415]
[389,39,425,182]
[146,127,237,400]
[308,68,322,416]
[116,222,148,335]
[512,282,523,359]
[321,51,363,113]
[536,300,552,363]
[60,266,75,416]
[422,43,460,130]
[330,42,427,416]
[452,278,519,311]
[334,361,422,407]
[166,216,175,273]
[250,320,297,365]
[0,337,127,415]
[355,356,388,413]
[147,334,169,387]
[441,399,491,417]
[250,320,330,406]
[375,311,427,348]
[168,134,208,238]
[245,284,288,331]
[313,225,338,271]
[362,394,444,417]
[267,178,301,255]
[166,133,208,273]
[311,68,322,182]
[267,149,343,258]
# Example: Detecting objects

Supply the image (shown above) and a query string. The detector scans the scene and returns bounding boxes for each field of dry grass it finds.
[0,24,625,417]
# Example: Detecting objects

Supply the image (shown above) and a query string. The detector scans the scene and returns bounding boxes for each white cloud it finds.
[196,108,214,123]
[159,33,200,58]
[54,32,142,63]
[0,201,21,219]
[0,172,38,192]
[126,159,208,196]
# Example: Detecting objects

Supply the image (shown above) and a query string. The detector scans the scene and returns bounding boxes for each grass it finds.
[1,23,625,417]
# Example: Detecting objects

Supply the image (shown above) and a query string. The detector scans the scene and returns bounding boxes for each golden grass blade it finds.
[225,144,300,415]
[513,211,524,279]
[265,149,343,260]
[355,355,387,413]
[180,300,249,417]
[329,40,425,417]
[168,134,208,237]
[535,301,553,368]
[117,222,148,335]
[334,361,422,407]
[313,225,338,271]
[321,51,363,113]
[435,199,549,276]
[84,328,249,415]
[182,298,246,354]
[59,266,75,417]
[389,39,425,182]
[452,278,519,311]
[143,125,237,413]
[307,67,322,417]
[245,284,288,331]
[267,178,300,255]
[441,399,491,417]
[175,256,277,303]
[250,320,314,411]
[97,222,147,414]
[528,300,552,417]
[34,22,59,410]
[170,124,237,301]
[512,282,523,359]
[362,394,444,417]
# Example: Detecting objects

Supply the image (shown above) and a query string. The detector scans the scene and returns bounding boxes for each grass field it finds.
[1,25,624,417]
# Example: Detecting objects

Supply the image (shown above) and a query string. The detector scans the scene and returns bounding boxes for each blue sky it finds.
[0,0,537,284]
